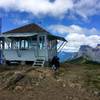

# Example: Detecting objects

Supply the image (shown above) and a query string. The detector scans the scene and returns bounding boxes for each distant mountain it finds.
[74,45,100,63]
[58,51,77,62]
[66,57,100,65]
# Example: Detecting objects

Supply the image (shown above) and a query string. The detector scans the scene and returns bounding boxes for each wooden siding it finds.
[3,49,36,61]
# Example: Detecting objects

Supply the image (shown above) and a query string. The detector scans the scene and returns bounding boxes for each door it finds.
[38,35,47,59]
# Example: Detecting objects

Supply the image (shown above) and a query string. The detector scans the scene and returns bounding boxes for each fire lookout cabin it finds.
[0,23,67,66]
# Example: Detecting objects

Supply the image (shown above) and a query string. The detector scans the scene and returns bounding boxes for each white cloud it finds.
[65,33,100,52]
[73,0,100,19]
[0,0,100,19]
[49,24,100,35]
[48,24,100,52]
[0,0,74,17]
[0,0,17,11]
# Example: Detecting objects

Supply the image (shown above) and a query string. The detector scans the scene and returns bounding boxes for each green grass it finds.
[65,57,100,91]
[84,71,100,90]
[66,57,85,64]
[66,57,100,65]
[82,63,100,90]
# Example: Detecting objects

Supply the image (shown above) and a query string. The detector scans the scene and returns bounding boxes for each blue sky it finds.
[0,0,100,52]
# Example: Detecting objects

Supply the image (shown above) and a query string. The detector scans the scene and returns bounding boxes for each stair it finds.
[33,59,45,67]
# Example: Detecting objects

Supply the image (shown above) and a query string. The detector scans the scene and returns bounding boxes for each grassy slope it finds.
[66,57,100,65]
[64,57,100,91]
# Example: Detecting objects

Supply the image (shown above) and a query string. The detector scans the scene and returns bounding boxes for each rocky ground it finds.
[0,63,100,100]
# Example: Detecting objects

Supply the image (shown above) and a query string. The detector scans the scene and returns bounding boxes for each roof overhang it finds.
[0,33,67,42]
[0,33,37,38]
[48,34,67,42]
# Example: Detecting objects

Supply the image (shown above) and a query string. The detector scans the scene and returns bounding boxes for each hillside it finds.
[66,57,100,65]
[0,63,100,100]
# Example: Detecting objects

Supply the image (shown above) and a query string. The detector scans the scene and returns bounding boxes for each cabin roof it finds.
[2,23,67,41]
[3,23,48,34]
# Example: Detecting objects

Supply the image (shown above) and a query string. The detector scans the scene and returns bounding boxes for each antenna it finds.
[0,18,2,35]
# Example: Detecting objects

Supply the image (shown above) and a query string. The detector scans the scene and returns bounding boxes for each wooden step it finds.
[36,59,44,61]
[33,59,45,67]
[34,64,43,67]
[35,61,43,64]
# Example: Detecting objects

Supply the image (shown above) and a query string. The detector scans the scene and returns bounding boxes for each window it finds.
[21,40,24,49]
[39,36,45,49]
[0,41,3,49]
[48,40,56,49]
[21,40,28,49]
[13,41,19,49]
[16,41,20,49]
[5,42,11,49]
[25,40,28,48]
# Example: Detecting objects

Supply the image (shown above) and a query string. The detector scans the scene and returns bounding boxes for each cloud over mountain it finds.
[48,24,100,52]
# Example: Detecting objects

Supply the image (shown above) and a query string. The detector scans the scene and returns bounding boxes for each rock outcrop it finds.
[75,44,100,63]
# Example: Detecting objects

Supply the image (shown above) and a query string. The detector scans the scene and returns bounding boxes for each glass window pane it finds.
[39,36,45,49]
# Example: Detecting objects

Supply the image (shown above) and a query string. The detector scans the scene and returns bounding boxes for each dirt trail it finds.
[0,64,100,100]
